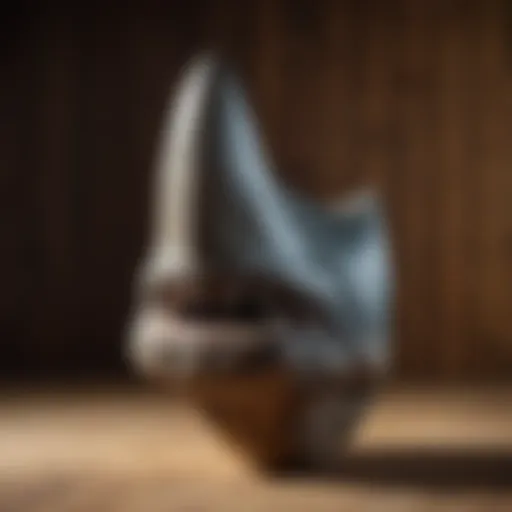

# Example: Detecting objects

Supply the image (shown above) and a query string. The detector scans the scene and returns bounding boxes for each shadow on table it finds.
[280,447,512,492]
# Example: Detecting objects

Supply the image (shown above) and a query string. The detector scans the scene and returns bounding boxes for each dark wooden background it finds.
[1,0,511,382]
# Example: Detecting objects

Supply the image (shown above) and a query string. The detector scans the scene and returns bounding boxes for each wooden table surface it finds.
[0,384,511,511]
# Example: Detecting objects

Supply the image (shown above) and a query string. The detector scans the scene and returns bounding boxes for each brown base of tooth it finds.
[188,370,300,470]
[156,369,379,473]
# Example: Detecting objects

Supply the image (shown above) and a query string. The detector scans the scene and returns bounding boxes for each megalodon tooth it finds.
[125,52,395,470]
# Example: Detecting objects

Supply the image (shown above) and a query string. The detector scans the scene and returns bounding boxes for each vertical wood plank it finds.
[396,0,437,379]
[36,6,81,358]
[359,0,405,377]
[320,0,366,198]
[436,1,471,379]
[425,1,447,379]
[251,0,286,169]
[476,0,512,377]
[462,1,486,380]
[504,0,512,374]
[0,7,43,369]
[279,0,326,193]
[10,9,48,371]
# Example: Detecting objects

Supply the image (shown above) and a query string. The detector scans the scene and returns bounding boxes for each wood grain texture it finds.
[476,0,512,377]
[1,0,512,381]
[397,0,432,379]
[0,385,511,511]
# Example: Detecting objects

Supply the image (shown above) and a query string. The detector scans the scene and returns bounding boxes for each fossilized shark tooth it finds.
[126,51,394,385]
